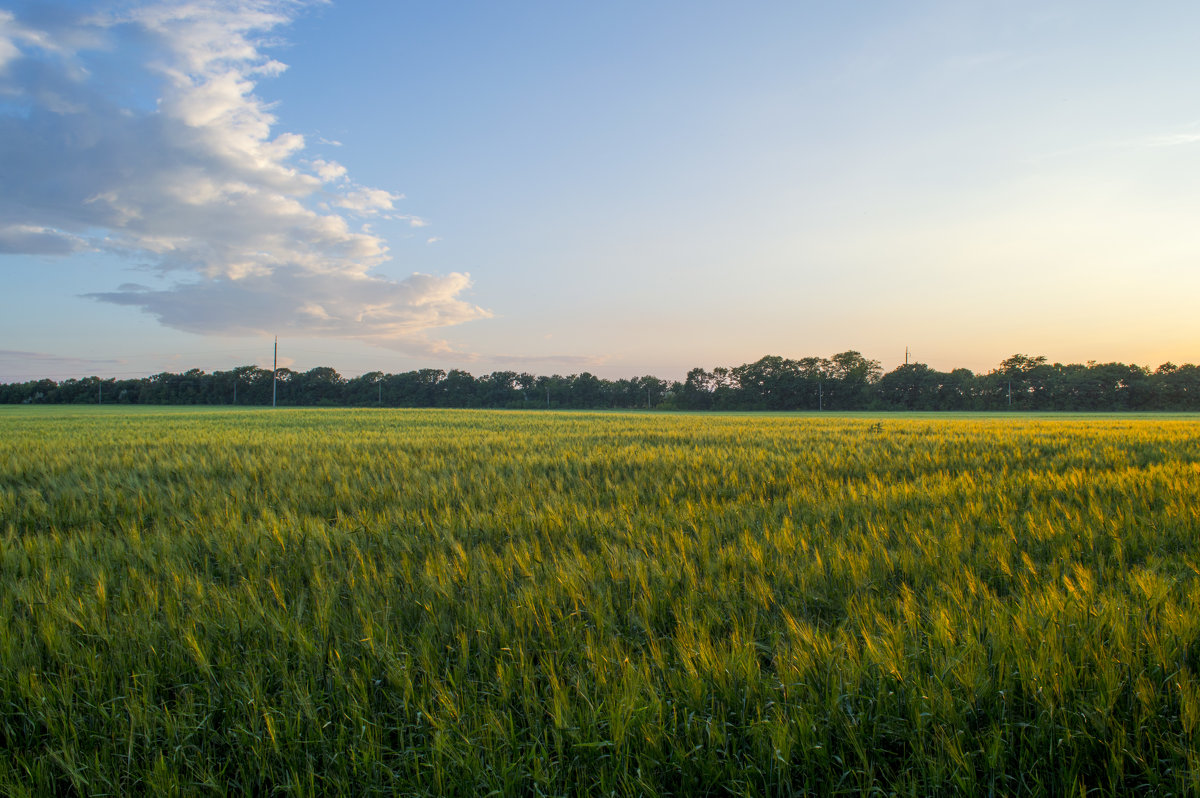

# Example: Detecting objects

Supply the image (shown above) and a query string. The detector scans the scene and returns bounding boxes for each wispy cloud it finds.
[1140,132,1200,148]
[1123,122,1200,149]
[0,349,123,381]
[0,0,488,350]
[0,224,91,255]
[490,354,612,371]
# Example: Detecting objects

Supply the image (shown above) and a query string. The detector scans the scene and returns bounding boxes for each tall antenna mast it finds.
[272,336,278,408]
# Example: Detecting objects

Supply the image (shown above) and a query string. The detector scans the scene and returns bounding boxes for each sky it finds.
[2,0,1198,382]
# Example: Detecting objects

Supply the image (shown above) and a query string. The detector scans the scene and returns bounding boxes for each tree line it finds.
[2,351,1197,411]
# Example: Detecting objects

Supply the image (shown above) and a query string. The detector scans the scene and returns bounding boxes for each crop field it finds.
[1,407,1199,796]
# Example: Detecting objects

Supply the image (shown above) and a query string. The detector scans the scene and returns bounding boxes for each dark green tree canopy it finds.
[3,353,1196,411]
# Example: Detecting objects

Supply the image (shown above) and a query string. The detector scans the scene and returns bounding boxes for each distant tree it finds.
[939,368,977,410]
[478,371,519,407]
[681,367,715,410]
[992,354,1049,408]
[234,365,274,405]
[536,375,572,408]
[877,363,942,409]
[7,352,1200,410]
[513,372,537,407]
[571,373,604,408]
[637,375,669,409]
[732,356,806,409]
[272,368,296,404]
[344,371,384,406]
[824,351,882,409]
[1152,363,1200,409]
[294,367,344,406]
[441,370,477,407]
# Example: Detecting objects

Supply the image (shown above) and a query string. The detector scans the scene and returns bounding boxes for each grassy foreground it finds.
[1,407,1199,795]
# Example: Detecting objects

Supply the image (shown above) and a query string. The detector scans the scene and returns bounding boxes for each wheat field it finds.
[1,406,1198,795]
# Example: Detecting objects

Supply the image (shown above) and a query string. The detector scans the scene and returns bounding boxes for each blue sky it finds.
[2,0,1198,381]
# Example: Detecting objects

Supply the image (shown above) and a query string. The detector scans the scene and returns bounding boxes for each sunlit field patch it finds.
[1,407,1198,795]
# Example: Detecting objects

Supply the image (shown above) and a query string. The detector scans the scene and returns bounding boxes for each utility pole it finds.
[98,379,102,405]
[647,386,651,409]
[1007,379,1012,408]
[818,380,823,411]
[272,336,278,408]
[378,379,382,406]
[905,347,909,366]
[546,386,550,409]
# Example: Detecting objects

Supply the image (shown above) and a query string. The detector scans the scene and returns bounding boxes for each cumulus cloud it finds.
[0,0,486,348]
[89,268,486,343]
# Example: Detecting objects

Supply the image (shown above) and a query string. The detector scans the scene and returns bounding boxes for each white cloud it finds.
[310,157,347,182]
[88,268,491,354]
[333,185,400,214]
[0,0,488,345]
[0,224,90,254]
